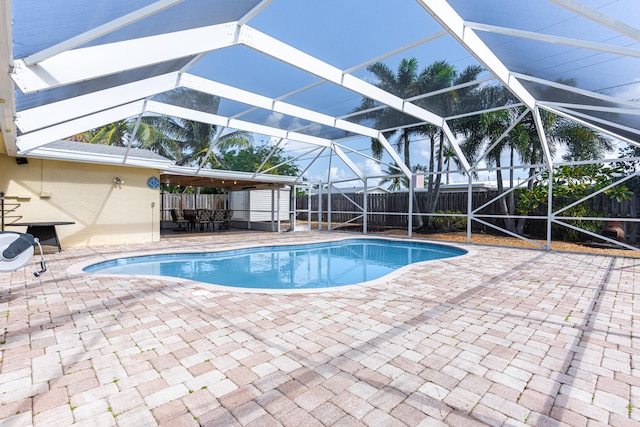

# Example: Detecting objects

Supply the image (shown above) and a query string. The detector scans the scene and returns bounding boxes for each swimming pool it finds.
[83,238,466,290]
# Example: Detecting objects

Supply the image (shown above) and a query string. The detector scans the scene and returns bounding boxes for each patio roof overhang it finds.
[17,139,299,190]
[160,167,299,190]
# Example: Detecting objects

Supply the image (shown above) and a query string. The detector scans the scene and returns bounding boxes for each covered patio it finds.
[0,231,638,426]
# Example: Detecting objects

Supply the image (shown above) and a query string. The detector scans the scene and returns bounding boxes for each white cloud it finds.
[611,78,640,102]
[305,166,358,186]
[358,159,383,184]
[265,112,284,128]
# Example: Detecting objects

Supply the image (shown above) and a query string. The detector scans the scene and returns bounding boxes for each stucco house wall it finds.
[1,154,161,248]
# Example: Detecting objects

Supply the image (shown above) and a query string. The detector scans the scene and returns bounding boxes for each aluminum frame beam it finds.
[12,22,237,93]
[15,73,178,133]
[512,72,639,109]
[146,100,333,149]
[416,0,537,109]
[23,0,186,66]
[237,25,447,128]
[180,74,381,139]
[465,21,640,59]
[16,101,147,152]
[548,0,640,42]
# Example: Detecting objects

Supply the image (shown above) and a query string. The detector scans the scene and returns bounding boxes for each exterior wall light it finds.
[114,177,124,185]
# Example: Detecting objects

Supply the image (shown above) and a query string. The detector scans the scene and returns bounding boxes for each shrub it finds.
[430,211,467,232]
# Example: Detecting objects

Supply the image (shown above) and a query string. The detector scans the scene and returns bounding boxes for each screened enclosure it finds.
[1,0,639,250]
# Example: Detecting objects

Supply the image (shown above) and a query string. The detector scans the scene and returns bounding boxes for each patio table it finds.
[5,222,75,252]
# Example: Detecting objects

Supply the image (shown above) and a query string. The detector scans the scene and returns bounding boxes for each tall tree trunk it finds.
[496,157,515,233]
[425,132,436,226]
[508,146,515,217]
[427,132,445,214]
[446,157,451,185]
[403,132,424,229]
[403,132,411,168]
[516,166,537,235]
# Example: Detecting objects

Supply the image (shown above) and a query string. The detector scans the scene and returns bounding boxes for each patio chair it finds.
[212,210,225,230]
[170,209,189,231]
[222,209,233,229]
[196,209,212,231]
[183,209,197,231]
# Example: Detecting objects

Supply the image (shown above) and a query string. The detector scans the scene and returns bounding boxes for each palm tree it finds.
[355,59,484,228]
[416,63,484,217]
[140,115,251,167]
[458,84,524,231]
[380,162,408,191]
[140,88,252,167]
[355,58,426,167]
[75,88,252,168]
[354,58,442,228]
[557,120,613,162]
[462,91,614,235]
[463,107,520,231]
[73,120,133,146]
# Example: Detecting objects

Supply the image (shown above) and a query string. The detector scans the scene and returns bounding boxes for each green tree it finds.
[379,162,409,191]
[141,115,251,167]
[354,58,441,228]
[355,58,426,167]
[140,88,251,167]
[460,79,614,235]
[77,88,252,167]
[74,121,132,146]
[416,63,483,218]
[459,84,522,232]
[220,143,301,176]
[617,144,640,193]
[355,58,483,228]
[510,109,614,234]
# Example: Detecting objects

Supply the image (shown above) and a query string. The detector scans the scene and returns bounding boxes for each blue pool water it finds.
[84,238,466,289]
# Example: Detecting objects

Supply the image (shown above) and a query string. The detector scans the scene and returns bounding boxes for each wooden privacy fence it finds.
[295,191,640,243]
[296,191,500,228]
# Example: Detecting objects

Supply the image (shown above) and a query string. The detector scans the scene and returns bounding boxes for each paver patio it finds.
[0,230,638,426]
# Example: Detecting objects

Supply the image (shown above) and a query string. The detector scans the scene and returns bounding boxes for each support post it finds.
[408,179,414,238]
[307,185,312,230]
[546,167,553,250]
[246,190,251,230]
[291,185,296,232]
[363,178,368,235]
[328,184,332,231]
[277,187,281,233]
[271,187,275,232]
[317,185,323,230]
[467,174,473,243]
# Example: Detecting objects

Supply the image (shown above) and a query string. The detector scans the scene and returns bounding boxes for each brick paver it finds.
[0,230,638,426]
